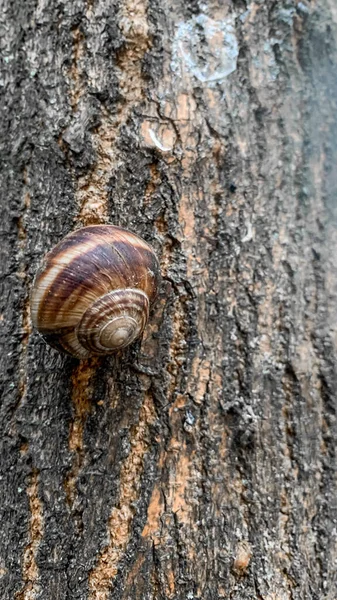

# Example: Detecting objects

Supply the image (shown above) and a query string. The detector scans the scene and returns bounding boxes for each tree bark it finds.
[1,0,337,598]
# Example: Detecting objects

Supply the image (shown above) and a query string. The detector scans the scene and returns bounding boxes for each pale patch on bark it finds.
[171,14,238,85]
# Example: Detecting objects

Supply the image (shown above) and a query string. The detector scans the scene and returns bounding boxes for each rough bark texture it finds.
[1,0,337,599]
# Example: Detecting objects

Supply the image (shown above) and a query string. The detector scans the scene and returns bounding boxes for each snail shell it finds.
[30,225,160,359]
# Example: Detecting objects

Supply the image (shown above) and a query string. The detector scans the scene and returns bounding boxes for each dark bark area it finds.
[1,0,337,599]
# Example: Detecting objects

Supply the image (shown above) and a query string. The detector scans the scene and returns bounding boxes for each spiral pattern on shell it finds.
[30,225,160,358]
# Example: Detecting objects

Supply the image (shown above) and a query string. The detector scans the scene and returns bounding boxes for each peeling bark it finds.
[1,0,337,599]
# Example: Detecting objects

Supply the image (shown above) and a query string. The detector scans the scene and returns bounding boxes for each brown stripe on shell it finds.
[31,237,106,329]
[35,242,125,331]
[77,289,149,354]
[41,331,91,359]
[33,228,159,334]
[110,239,160,302]
[31,225,160,358]
[40,225,153,262]
[34,240,136,330]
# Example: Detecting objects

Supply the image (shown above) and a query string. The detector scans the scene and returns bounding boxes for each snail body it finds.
[30,225,160,358]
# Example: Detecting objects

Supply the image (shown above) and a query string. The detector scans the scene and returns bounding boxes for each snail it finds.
[30,225,161,359]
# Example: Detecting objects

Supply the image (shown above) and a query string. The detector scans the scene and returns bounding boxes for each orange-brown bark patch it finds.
[233,540,252,574]
[17,173,32,410]
[68,27,84,111]
[65,0,151,226]
[177,191,197,280]
[88,392,156,599]
[15,470,44,600]
[123,553,145,593]
[141,485,163,539]
[166,569,175,596]
[188,356,211,405]
[144,163,161,205]
[17,296,32,407]
[170,451,191,523]
[117,0,150,104]
[64,359,99,508]
[166,296,188,398]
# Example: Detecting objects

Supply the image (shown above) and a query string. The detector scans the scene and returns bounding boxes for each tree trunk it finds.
[1,0,337,598]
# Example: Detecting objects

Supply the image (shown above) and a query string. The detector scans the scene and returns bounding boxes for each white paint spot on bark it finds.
[140,119,177,153]
[172,14,238,86]
[242,220,254,243]
[148,128,173,152]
